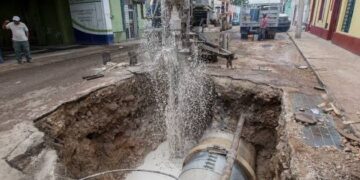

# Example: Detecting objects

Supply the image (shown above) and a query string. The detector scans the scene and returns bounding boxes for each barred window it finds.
[342,0,356,32]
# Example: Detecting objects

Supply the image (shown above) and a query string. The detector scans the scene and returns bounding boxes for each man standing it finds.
[259,14,268,40]
[2,16,31,64]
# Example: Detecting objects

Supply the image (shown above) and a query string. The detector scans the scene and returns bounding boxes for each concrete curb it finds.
[287,32,326,89]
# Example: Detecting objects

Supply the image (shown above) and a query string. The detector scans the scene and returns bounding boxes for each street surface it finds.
[0,27,359,179]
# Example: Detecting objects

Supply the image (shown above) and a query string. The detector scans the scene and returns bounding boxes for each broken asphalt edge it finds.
[33,76,133,124]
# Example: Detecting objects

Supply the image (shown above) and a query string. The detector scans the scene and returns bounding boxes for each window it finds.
[318,0,327,20]
[342,0,356,32]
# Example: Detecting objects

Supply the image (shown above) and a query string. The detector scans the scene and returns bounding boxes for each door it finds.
[308,0,317,31]
[123,0,139,39]
[328,0,342,39]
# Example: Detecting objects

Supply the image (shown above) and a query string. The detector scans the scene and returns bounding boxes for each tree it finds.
[231,0,248,6]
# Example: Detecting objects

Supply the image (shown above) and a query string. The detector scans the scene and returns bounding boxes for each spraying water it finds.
[140,1,213,158]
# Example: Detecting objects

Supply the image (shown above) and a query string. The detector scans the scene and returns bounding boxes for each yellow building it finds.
[308,0,360,55]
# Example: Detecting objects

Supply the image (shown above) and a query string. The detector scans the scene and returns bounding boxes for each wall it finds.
[331,0,360,55]
[284,0,293,16]
[109,0,127,42]
[312,0,333,29]
[287,0,311,24]
[0,0,75,50]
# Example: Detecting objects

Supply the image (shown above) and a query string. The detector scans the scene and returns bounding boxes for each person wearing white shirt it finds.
[2,16,32,64]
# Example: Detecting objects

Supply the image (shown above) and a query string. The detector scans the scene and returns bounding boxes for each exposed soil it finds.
[33,71,297,180]
[35,75,167,179]
[210,77,287,179]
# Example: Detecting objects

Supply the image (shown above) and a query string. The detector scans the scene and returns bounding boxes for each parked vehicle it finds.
[240,1,281,39]
[277,13,291,32]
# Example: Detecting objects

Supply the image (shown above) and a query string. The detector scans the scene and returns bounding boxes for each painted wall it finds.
[336,0,360,38]
[284,0,293,17]
[287,0,311,24]
[110,0,127,42]
[312,0,333,29]
[69,0,114,44]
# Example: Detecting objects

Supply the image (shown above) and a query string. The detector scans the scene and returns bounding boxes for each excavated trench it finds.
[35,74,287,180]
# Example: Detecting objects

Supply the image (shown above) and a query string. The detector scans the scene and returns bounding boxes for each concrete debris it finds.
[294,112,317,125]
[317,102,327,108]
[314,86,326,91]
[299,108,306,112]
[344,147,352,153]
[324,107,334,113]
[82,74,105,81]
[336,126,360,143]
[297,65,308,69]
[329,103,342,116]
[310,108,320,115]
[343,120,360,125]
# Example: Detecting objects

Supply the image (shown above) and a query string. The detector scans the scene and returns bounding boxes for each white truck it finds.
[240,0,282,39]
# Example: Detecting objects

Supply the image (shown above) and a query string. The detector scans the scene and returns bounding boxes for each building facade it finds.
[0,0,75,50]
[284,0,311,26]
[308,0,360,55]
[69,0,147,44]
[0,0,147,50]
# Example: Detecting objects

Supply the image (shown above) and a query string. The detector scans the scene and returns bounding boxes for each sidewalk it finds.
[289,31,360,137]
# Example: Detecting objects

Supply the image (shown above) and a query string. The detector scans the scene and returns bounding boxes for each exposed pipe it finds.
[78,168,178,180]
[221,115,246,180]
[178,116,256,180]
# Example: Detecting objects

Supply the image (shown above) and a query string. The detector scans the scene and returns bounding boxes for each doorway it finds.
[328,0,342,39]
[122,0,139,39]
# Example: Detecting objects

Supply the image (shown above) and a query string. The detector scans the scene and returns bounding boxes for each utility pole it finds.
[295,0,305,38]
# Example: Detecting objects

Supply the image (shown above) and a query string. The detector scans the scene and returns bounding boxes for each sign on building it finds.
[69,0,114,44]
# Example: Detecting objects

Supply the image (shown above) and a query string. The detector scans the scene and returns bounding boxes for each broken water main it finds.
[34,2,286,180]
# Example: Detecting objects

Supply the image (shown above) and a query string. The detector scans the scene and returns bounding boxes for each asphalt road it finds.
[0,48,129,101]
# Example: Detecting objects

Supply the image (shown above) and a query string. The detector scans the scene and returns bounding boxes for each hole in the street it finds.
[210,77,283,179]
[35,75,285,180]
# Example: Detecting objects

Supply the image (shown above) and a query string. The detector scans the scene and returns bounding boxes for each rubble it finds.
[294,112,317,125]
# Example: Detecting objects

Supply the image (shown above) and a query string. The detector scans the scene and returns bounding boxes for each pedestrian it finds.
[2,16,32,64]
[259,14,268,40]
